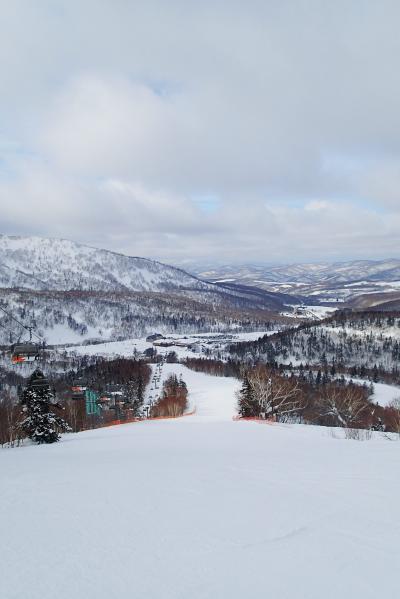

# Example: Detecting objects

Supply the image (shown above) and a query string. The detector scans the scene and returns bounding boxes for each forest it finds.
[0,288,284,345]
[228,310,400,383]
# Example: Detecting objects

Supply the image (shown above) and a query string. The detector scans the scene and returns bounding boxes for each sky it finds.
[0,0,400,266]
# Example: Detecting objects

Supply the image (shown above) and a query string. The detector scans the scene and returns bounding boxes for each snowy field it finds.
[64,330,276,361]
[149,363,241,420]
[327,325,400,340]
[2,366,400,599]
[281,304,337,320]
[353,379,400,407]
[370,381,400,406]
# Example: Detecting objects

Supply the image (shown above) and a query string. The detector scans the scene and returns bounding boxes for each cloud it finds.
[356,159,400,209]
[0,1,400,264]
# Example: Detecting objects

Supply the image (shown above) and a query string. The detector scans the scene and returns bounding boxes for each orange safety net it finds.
[97,408,197,429]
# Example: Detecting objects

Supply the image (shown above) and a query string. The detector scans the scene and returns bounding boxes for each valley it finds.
[192,259,400,307]
[1,244,400,599]
[1,236,400,599]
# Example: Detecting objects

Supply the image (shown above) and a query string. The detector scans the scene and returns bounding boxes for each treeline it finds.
[0,357,153,444]
[228,318,400,380]
[72,357,151,391]
[0,288,284,346]
[185,356,400,433]
[237,364,400,432]
[151,374,188,418]
[184,357,241,378]
[0,365,26,446]
[0,392,24,447]
[324,310,400,330]
[60,358,152,432]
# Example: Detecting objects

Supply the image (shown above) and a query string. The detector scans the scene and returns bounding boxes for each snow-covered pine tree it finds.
[178,374,187,393]
[124,378,144,417]
[237,372,257,417]
[136,366,145,404]
[21,369,70,444]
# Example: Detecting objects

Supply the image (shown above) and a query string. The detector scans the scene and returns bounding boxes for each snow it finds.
[0,234,212,293]
[67,337,153,357]
[302,305,337,316]
[65,331,277,361]
[281,305,337,320]
[1,366,400,599]
[373,281,400,290]
[341,280,400,293]
[357,380,400,407]
[214,278,237,283]
[154,363,240,421]
[234,330,277,342]
[43,324,102,345]
[371,382,400,407]
[327,324,400,340]
[340,376,400,407]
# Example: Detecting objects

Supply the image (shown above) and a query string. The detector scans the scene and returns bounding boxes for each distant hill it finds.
[193,259,400,285]
[191,259,400,303]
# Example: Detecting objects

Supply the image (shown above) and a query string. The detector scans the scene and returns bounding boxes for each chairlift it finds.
[11,342,41,364]
[9,322,43,364]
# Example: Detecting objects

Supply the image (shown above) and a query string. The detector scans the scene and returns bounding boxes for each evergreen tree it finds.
[178,375,188,392]
[125,377,144,417]
[137,368,145,404]
[21,369,70,444]
[238,372,257,417]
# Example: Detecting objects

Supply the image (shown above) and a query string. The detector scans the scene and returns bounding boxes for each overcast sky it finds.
[1,1,399,266]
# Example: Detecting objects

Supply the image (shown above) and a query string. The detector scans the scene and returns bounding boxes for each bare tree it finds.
[151,375,188,418]
[387,397,400,435]
[245,367,304,421]
[0,392,24,447]
[316,385,367,428]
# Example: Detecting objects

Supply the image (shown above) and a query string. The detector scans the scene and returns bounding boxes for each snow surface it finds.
[327,324,400,340]
[340,376,400,407]
[153,363,240,421]
[2,366,400,599]
[0,234,212,293]
[43,324,102,345]
[65,331,276,361]
[196,259,400,285]
[371,382,400,407]
[281,305,337,320]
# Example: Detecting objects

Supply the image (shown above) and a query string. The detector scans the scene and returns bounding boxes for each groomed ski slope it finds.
[2,366,400,599]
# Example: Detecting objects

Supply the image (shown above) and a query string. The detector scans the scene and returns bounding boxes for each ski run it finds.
[2,364,400,599]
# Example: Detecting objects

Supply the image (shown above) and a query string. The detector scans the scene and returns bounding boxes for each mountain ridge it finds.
[0,235,214,293]
[192,258,400,285]
[0,235,295,345]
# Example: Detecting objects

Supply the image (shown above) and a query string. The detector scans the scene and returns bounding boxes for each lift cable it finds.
[0,304,43,343]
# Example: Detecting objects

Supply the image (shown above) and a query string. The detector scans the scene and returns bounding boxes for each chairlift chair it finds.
[11,342,41,364]
[0,305,44,364]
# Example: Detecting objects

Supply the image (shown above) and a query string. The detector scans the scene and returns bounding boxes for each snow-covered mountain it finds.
[194,259,400,285]
[0,235,293,345]
[0,235,216,293]
[192,259,400,303]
